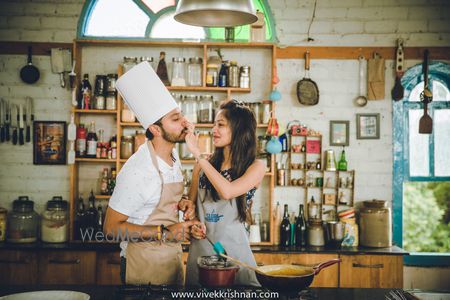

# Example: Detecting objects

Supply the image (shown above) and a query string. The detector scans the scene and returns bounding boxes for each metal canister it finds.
[307,220,325,247]
[249,102,261,123]
[228,61,239,87]
[325,149,337,171]
[239,66,250,89]
[0,207,7,242]
[360,200,392,247]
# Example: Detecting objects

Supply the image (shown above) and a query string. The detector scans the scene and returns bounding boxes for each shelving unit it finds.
[70,40,277,246]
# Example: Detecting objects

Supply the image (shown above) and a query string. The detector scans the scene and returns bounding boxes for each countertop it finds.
[0,285,422,300]
[0,241,408,255]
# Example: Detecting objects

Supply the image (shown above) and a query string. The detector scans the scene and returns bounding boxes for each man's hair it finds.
[145,118,162,140]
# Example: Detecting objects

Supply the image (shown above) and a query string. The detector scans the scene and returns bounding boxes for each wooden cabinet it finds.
[339,254,403,288]
[0,250,38,284]
[253,253,339,287]
[38,251,96,284]
[96,251,122,285]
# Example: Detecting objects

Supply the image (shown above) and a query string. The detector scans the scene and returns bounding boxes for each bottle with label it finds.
[78,74,92,109]
[156,51,170,86]
[96,129,104,159]
[295,204,307,247]
[86,121,98,158]
[280,204,291,247]
[218,61,228,87]
[100,168,109,195]
[110,135,117,159]
[74,196,85,240]
[68,113,76,142]
[76,124,87,157]
[97,205,104,233]
[108,168,116,195]
[86,190,98,234]
[338,147,347,171]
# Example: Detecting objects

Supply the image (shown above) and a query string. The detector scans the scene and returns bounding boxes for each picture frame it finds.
[356,113,380,139]
[329,120,350,146]
[33,121,67,165]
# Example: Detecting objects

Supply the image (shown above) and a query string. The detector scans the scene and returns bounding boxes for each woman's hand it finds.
[185,125,201,159]
[191,223,206,240]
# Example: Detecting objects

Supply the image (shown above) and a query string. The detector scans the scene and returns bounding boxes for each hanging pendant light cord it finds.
[307,0,318,42]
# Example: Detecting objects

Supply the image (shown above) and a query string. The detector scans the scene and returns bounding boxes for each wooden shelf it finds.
[167,86,250,93]
[73,109,118,114]
[75,158,116,163]
[95,195,111,199]
[120,122,141,127]
[120,122,268,128]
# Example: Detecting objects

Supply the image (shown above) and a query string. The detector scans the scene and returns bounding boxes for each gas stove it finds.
[113,285,317,300]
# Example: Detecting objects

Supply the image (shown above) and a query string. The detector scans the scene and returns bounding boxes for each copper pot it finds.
[197,256,239,287]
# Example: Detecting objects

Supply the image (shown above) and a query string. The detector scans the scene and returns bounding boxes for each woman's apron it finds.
[125,141,184,285]
[185,172,260,286]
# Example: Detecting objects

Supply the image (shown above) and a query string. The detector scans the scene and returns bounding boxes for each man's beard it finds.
[161,126,186,143]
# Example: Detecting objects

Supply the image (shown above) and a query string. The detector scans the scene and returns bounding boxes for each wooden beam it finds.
[276,46,450,60]
[0,41,73,56]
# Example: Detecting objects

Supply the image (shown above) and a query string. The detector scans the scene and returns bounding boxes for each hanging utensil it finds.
[51,48,68,88]
[297,51,319,106]
[20,46,40,84]
[419,49,433,134]
[69,60,78,107]
[392,39,405,101]
[11,104,18,145]
[355,56,368,107]
[5,100,10,142]
[0,99,4,143]
[26,97,32,143]
[19,104,24,145]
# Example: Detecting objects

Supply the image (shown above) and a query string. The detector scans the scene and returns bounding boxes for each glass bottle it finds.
[68,113,76,141]
[76,124,87,158]
[94,75,106,110]
[97,205,104,233]
[228,61,239,87]
[183,95,198,123]
[280,204,291,247]
[218,61,228,87]
[239,65,251,89]
[206,64,218,87]
[308,196,322,220]
[108,168,117,195]
[156,51,170,86]
[110,135,117,159]
[86,121,98,158]
[78,74,92,109]
[86,190,98,234]
[96,129,104,159]
[171,57,187,86]
[338,147,348,171]
[74,196,85,240]
[187,57,202,86]
[295,204,307,247]
[100,168,109,195]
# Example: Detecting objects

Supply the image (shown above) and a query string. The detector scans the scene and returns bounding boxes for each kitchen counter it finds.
[0,241,408,255]
[0,285,422,300]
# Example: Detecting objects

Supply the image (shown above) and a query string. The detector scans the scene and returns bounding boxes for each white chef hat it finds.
[116,61,178,129]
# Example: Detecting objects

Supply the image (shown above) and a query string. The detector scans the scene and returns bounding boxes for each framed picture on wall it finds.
[330,120,350,146]
[356,113,380,139]
[33,121,67,165]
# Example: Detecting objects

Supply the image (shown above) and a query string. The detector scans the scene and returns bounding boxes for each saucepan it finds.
[197,255,239,287]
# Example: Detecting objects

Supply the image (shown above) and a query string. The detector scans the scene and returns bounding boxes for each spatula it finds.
[419,50,433,134]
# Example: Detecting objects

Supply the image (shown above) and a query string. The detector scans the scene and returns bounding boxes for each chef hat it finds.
[116,61,178,129]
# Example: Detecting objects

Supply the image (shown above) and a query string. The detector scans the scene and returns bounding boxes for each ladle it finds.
[355,56,368,107]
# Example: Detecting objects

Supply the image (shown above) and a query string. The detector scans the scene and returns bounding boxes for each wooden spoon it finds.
[219,253,263,274]
[419,49,433,134]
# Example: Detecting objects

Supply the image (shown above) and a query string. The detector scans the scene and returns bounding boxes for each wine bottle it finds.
[86,121,98,158]
[295,204,307,247]
[280,204,291,247]
[156,52,170,86]
[74,196,85,240]
[338,147,348,171]
[86,190,99,234]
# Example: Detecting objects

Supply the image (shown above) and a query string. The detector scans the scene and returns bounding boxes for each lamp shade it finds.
[174,0,258,27]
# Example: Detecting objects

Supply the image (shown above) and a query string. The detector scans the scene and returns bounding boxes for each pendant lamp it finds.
[174,0,258,27]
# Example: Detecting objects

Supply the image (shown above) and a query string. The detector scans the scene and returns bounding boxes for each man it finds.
[103,62,200,285]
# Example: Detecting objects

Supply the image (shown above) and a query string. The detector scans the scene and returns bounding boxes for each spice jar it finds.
[7,196,39,243]
[171,57,187,86]
[134,130,146,152]
[120,136,134,159]
[360,200,392,247]
[122,56,138,74]
[41,196,69,243]
[183,95,198,123]
[106,91,117,110]
[228,61,239,87]
[121,103,135,123]
[188,57,202,86]
[206,64,218,87]
[0,207,6,242]
[307,220,325,246]
[239,65,251,89]
[198,95,214,123]
[198,131,212,154]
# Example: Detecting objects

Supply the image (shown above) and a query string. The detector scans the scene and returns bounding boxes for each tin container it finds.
[325,150,337,171]
[360,200,392,248]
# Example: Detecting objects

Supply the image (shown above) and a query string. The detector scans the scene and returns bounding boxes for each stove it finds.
[113,285,317,300]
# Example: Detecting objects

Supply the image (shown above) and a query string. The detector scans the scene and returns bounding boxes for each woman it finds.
[185,100,266,286]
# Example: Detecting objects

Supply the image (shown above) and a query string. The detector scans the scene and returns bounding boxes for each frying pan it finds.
[20,46,40,84]
[297,51,319,105]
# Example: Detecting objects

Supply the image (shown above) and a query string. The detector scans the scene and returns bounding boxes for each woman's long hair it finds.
[207,100,257,222]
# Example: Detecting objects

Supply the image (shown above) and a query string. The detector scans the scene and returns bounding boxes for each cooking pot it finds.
[197,256,239,287]
[255,259,340,294]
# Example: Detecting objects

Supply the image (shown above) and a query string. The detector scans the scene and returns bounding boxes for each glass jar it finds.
[7,196,39,243]
[359,200,392,247]
[171,57,187,87]
[106,73,117,93]
[0,207,6,242]
[121,103,135,123]
[183,95,198,123]
[239,65,251,89]
[41,196,69,243]
[180,143,194,160]
[198,95,214,123]
[308,198,322,220]
[172,93,182,110]
[262,100,271,124]
[106,91,117,110]
[120,136,134,159]
[140,56,154,69]
[206,64,218,87]
[122,56,138,74]
[134,130,146,153]
[249,102,261,123]
[307,220,325,246]
[228,61,239,87]
[188,57,202,86]
[198,131,212,154]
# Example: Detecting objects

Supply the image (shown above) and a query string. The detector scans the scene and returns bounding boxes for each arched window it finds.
[393,62,450,266]
[78,0,276,41]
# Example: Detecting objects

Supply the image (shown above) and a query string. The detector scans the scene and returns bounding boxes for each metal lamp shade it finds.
[174,0,258,27]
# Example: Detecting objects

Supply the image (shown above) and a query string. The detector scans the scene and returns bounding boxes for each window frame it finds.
[77,0,276,42]
[393,61,450,266]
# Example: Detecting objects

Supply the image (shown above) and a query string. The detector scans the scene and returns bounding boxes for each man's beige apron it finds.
[125,141,184,285]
